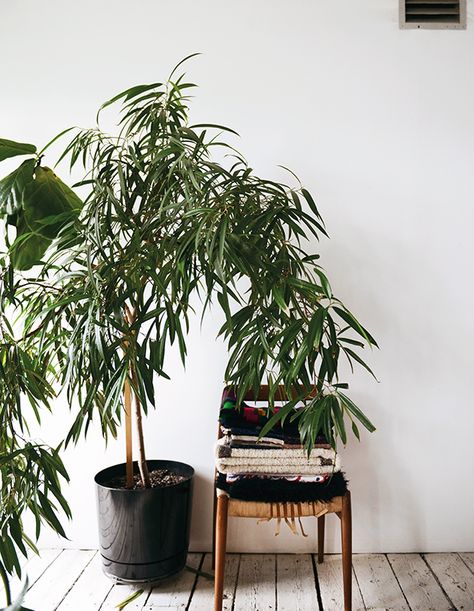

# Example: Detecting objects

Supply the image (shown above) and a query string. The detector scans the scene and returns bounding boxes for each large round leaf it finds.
[10,216,52,270]
[0,159,36,220]
[0,138,36,162]
[10,166,83,270]
[22,167,81,239]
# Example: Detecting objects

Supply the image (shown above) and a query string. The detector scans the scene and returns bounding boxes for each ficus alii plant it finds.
[0,57,376,505]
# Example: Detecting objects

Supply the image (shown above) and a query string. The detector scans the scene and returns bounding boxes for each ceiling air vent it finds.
[400,0,466,29]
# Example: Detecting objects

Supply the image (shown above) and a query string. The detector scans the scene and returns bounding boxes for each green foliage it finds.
[0,300,71,603]
[0,235,71,602]
[19,64,376,457]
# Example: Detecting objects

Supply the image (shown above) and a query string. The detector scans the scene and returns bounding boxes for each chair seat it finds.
[228,496,343,518]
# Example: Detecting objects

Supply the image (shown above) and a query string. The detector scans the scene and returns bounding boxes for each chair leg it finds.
[317,514,325,563]
[212,490,217,569]
[341,491,352,611]
[214,494,229,611]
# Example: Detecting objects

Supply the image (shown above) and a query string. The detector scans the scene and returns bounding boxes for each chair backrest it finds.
[240,384,284,401]
[238,384,317,402]
[217,385,282,441]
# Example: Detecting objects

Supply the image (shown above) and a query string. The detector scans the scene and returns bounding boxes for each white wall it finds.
[1,0,473,553]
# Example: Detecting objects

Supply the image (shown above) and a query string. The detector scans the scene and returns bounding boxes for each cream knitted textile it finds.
[215,437,341,475]
[215,461,341,475]
[216,437,336,460]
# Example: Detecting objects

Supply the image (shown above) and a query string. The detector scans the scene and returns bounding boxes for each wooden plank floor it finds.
[11,550,474,610]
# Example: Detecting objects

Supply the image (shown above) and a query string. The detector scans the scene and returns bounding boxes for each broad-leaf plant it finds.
[0,55,376,603]
[0,140,73,608]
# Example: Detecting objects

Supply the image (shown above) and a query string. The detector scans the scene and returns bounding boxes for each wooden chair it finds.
[213,385,352,611]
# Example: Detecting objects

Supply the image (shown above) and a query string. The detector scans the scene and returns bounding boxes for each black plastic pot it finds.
[95,460,194,583]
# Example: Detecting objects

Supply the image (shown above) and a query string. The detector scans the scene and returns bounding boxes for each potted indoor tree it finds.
[2,57,376,584]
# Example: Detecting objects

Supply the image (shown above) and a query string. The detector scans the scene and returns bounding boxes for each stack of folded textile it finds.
[215,389,347,502]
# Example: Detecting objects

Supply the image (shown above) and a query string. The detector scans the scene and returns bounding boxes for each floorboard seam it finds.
[351,561,367,611]
[310,553,325,611]
[457,552,474,576]
[54,550,97,610]
[385,553,413,611]
[185,552,205,611]
[97,583,115,611]
[230,554,241,611]
[141,584,153,609]
[274,554,278,611]
[421,553,457,611]
[27,548,64,591]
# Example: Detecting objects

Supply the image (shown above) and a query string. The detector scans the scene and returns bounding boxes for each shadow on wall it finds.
[189,472,215,551]
[340,432,424,553]
[325,220,473,551]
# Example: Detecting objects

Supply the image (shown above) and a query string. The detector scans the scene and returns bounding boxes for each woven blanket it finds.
[222,425,304,444]
[219,389,301,436]
[216,437,336,461]
[228,434,285,446]
[225,473,330,483]
[215,455,341,475]
[227,435,330,450]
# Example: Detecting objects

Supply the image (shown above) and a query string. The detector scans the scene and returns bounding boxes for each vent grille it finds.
[400,0,466,29]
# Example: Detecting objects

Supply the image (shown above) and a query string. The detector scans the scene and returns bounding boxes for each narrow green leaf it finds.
[97,83,161,120]
[339,392,376,433]
[307,307,327,349]
[259,401,296,438]
[333,306,378,347]
[116,589,144,610]
[351,421,360,441]
[168,52,201,79]
[344,347,378,380]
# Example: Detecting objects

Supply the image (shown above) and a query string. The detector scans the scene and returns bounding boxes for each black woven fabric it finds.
[216,471,347,502]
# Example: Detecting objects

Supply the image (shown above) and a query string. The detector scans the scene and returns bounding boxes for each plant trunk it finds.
[134,389,151,488]
[124,377,134,489]
[123,304,150,489]
[131,364,151,488]
[123,305,135,489]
